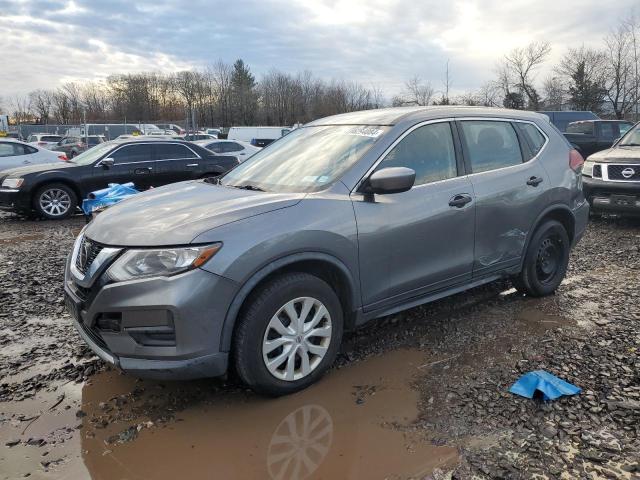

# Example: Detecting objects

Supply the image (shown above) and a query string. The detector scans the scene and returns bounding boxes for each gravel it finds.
[0,211,638,479]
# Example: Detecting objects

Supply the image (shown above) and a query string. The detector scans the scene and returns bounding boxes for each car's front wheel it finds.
[33,183,77,220]
[234,272,343,396]
[513,220,570,297]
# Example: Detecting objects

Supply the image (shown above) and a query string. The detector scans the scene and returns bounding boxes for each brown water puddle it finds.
[1,349,458,479]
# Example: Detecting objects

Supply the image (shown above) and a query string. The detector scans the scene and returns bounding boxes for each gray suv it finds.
[64,107,589,396]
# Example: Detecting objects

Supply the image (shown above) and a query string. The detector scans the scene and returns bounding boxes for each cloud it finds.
[0,0,638,100]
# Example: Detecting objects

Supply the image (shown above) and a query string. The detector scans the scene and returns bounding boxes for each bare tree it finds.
[502,41,551,110]
[393,76,434,106]
[602,23,638,119]
[29,89,54,124]
[542,76,566,110]
[10,95,31,125]
[622,12,640,120]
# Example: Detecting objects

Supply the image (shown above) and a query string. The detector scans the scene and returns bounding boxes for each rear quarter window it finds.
[515,123,547,158]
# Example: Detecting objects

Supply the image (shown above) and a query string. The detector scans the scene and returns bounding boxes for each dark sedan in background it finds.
[582,122,640,215]
[52,135,106,158]
[0,138,239,219]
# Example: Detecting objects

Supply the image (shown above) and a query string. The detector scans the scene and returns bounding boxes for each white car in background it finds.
[27,133,64,150]
[0,139,66,170]
[194,139,261,162]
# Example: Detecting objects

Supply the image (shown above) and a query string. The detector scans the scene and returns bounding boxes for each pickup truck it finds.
[564,120,634,158]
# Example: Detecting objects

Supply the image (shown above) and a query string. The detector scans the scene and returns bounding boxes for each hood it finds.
[588,146,640,163]
[85,181,304,246]
[1,161,75,177]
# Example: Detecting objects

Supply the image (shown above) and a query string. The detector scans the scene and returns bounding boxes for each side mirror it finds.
[364,167,415,195]
[100,157,115,169]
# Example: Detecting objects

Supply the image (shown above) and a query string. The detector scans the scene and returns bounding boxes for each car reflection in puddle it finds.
[79,349,458,479]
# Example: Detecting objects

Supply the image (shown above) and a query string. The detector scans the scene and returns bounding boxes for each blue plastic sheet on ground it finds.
[82,182,139,215]
[509,370,581,401]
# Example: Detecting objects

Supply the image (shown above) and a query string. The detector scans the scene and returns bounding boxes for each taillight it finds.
[58,154,68,161]
[38,142,46,146]
[569,149,584,172]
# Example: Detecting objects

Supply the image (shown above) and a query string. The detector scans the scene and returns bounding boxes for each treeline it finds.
[4,60,384,128]
[2,14,639,127]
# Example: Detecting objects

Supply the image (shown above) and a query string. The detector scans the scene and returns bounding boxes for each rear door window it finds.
[0,143,16,157]
[566,123,594,135]
[599,123,615,141]
[459,121,523,174]
[111,144,153,164]
[154,143,198,160]
[376,122,458,186]
[207,143,224,154]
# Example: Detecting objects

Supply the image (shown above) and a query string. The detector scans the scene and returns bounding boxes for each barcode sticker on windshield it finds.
[345,127,383,138]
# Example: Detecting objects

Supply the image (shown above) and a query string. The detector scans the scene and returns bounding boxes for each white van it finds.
[227,126,292,147]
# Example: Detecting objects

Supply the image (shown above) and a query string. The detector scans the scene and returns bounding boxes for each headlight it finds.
[105,243,222,282]
[582,161,594,177]
[2,178,24,189]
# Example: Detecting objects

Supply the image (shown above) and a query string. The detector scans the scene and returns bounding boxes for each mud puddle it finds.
[1,349,459,479]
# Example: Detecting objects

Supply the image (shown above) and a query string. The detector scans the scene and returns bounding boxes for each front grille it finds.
[75,236,104,274]
[607,164,640,181]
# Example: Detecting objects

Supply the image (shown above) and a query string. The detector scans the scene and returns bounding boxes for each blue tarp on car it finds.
[509,370,581,401]
[82,182,139,215]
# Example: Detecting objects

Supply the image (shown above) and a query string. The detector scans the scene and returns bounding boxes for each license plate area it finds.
[611,194,636,206]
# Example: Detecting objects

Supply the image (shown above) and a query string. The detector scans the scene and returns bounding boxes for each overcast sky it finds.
[0,0,638,101]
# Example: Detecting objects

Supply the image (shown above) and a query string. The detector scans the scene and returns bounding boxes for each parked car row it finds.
[0,138,239,219]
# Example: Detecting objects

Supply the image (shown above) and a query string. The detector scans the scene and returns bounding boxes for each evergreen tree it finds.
[230,59,258,125]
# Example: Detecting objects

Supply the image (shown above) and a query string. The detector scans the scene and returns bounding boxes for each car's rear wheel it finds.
[33,183,77,220]
[513,220,570,297]
[234,272,343,396]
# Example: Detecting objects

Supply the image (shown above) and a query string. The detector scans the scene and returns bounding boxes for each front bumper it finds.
[64,253,238,380]
[583,176,640,214]
[0,188,28,212]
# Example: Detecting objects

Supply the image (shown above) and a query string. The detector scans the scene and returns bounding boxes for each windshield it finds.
[42,136,62,142]
[619,123,640,146]
[71,141,116,165]
[220,125,389,193]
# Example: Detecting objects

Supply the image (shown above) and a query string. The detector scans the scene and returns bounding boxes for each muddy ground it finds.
[0,212,638,480]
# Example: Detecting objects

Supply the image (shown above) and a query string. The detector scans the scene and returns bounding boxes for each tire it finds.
[234,272,344,396]
[513,220,570,297]
[33,183,77,220]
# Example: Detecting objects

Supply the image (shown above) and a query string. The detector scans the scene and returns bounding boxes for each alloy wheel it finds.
[39,188,71,217]
[262,297,332,382]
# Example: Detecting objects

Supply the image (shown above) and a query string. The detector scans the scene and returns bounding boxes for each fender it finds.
[519,203,575,270]
[219,251,359,352]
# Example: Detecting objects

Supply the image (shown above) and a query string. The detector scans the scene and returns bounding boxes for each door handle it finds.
[449,194,472,208]
[526,176,544,187]
[186,163,199,167]
[134,167,152,174]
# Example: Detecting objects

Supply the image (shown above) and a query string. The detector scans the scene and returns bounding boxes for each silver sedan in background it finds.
[0,138,66,170]
[194,139,261,162]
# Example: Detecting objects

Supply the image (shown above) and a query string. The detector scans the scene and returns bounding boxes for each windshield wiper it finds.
[621,143,640,147]
[228,183,266,192]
